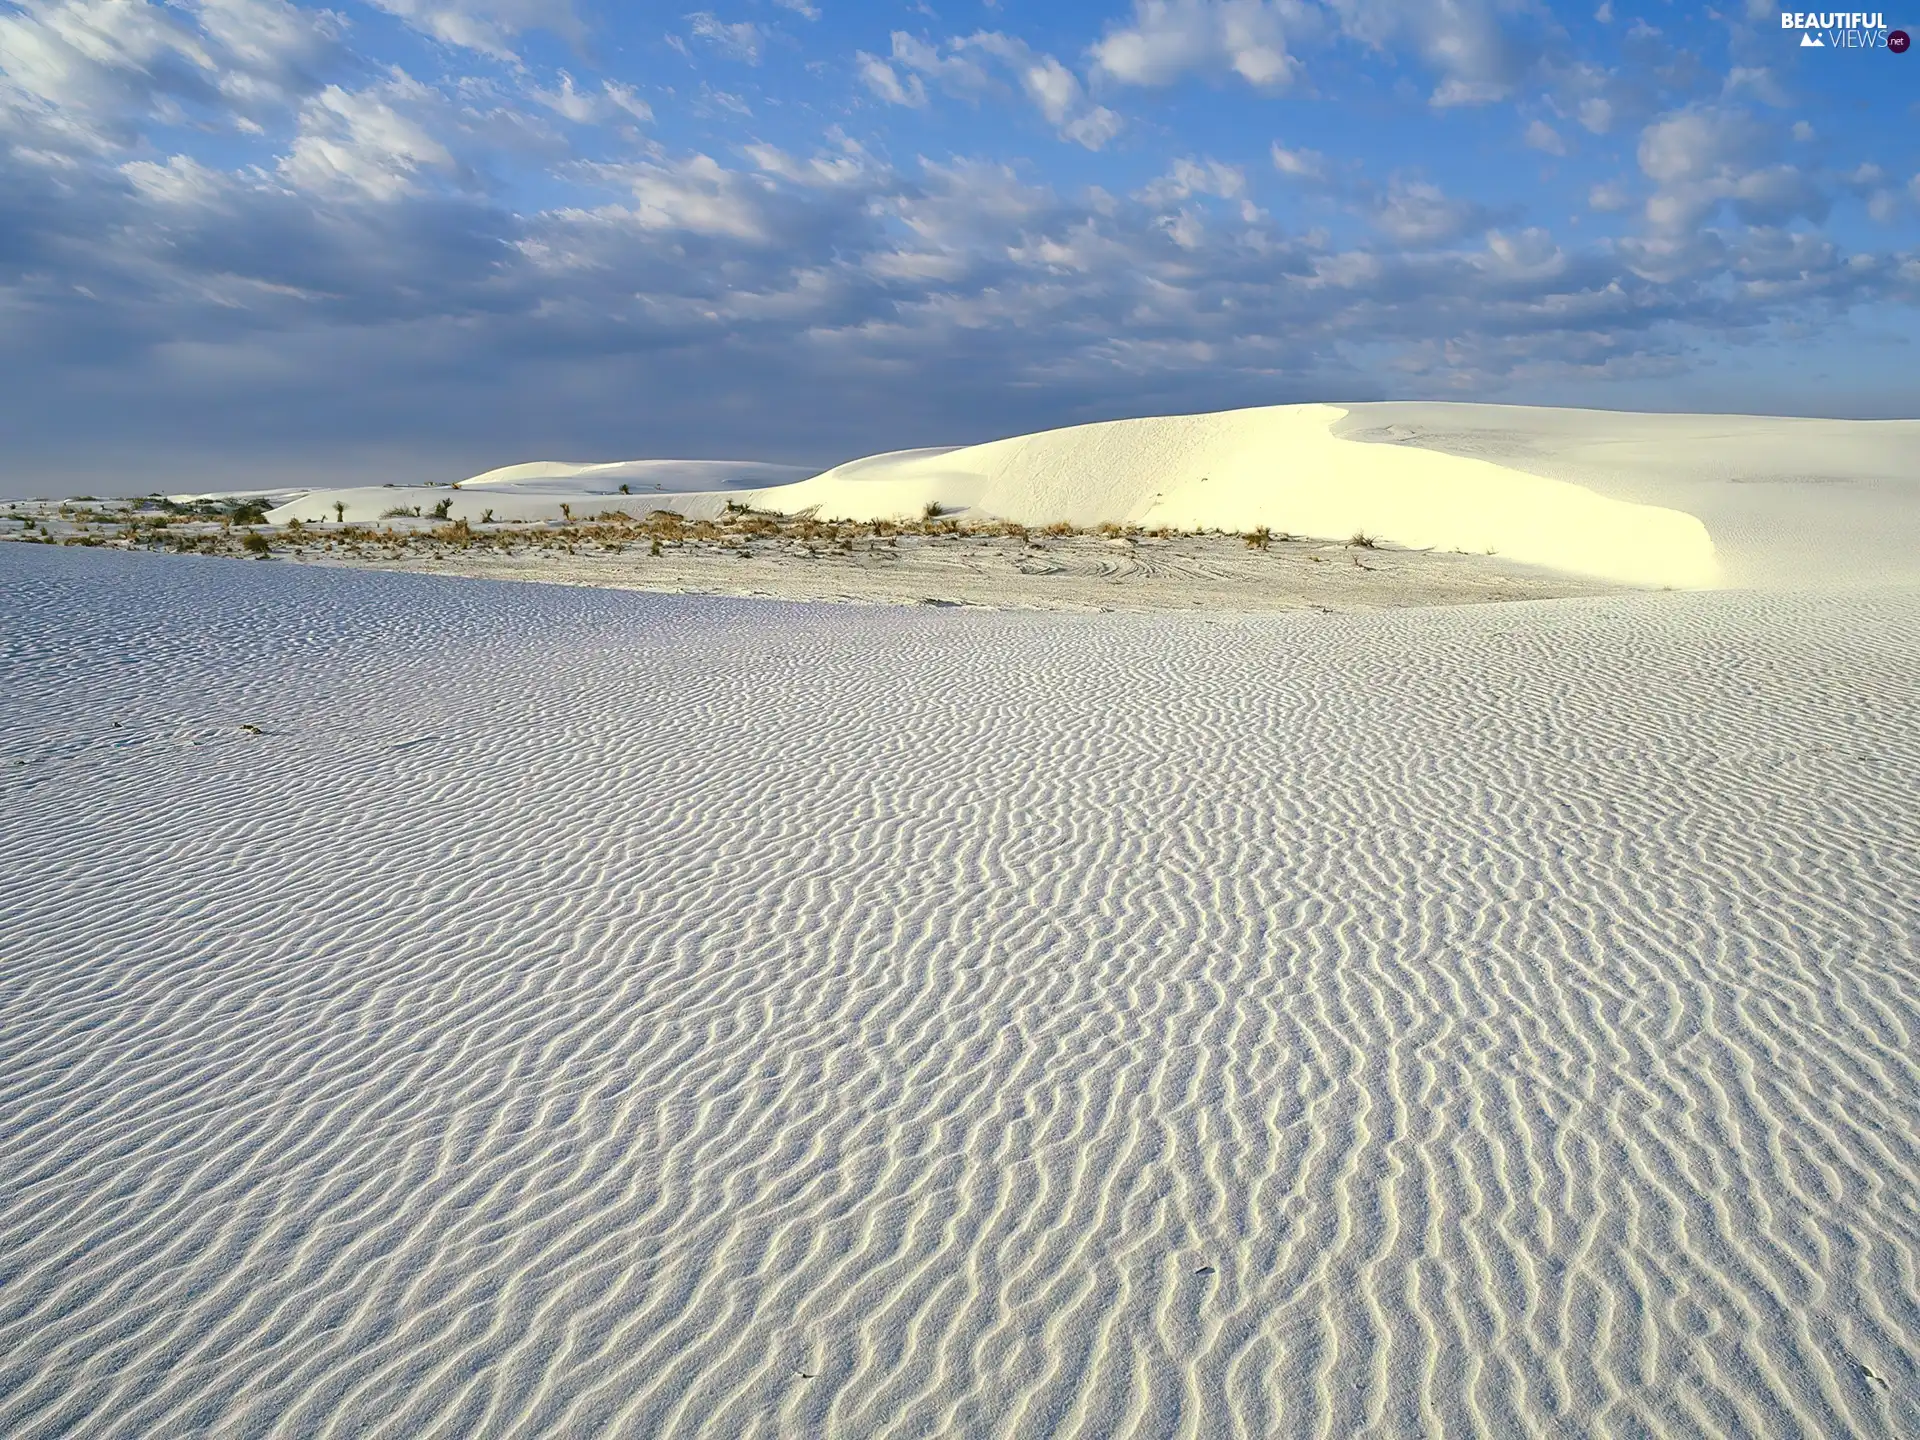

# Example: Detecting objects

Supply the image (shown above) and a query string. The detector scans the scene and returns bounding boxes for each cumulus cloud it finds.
[1370,178,1490,244]
[120,152,228,205]
[279,77,459,200]
[366,0,582,61]
[579,152,776,240]
[1589,180,1632,212]
[1328,0,1540,106]
[1523,119,1566,156]
[1091,0,1308,88]
[875,31,1121,149]
[1141,157,1246,204]
[529,72,652,124]
[1090,0,1545,105]
[1636,104,1826,233]
[855,52,925,107]
[0,0,341,154]
[1270,141,1326,180]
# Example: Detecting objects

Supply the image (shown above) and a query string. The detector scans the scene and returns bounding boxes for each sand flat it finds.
[2,542,1916,1436]
[280,529,1621,614]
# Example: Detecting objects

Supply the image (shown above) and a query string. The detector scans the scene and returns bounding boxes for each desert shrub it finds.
[241,533,271,556]
[332,501,346,523]
[1244,526,1271,549]
[228,500,270,525]
[1348,531,1378,549]
[619,483,631,494]
[430,497,453,520]
[480,508,494,525]
[381,505,420,519]
[924,501,946,519]
[559,503,572,521]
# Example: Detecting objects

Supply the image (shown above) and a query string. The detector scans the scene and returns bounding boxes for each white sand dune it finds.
[3,498,1918,1436]
[269,403,1917,592]
[263,461,808,527]
[1335,405,1920,591]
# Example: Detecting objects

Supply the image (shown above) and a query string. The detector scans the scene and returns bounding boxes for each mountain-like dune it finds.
[271,402,1919,591]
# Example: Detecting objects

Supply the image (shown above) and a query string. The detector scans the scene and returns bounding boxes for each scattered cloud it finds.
[530,72,652,124]
[877,30,1121,148]
[1370,178,1491,244]
[367,0,583,62]
[685,12,762,65]
[279,77,459,201]
[1524,119,1567,156]
[855,52,925,107]
[1270,141,1327,180]
[1091,0,1307,88]
[1,0,1915,484]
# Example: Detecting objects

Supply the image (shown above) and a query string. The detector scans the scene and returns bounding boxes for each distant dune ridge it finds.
[5,399,1917,1436]
[268,400,1919,592]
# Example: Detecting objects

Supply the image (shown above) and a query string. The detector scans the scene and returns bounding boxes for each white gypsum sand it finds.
[1,404,1917,1436]
[258,403,1727,591]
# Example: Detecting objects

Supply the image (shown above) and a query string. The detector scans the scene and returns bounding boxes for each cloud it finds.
[1092,0,1546,106]
[964,33,1122,149]
[1523,119,1566,156]
[1326,0,1537,106]
[686,13,763,64]
[366,0,582,62]
[1589,180,1632,212]
[279,77,459,201]
[745,132,880,189]
[0,0,341,154]
[580,152,776,240]
[1369,178,1490,244]
[880,31,1122,149]
[1270,141,1326,180]
[1636,104,1826,233]
[856,52,926,107]
[1091,0,1307,88]
[529,72,652,124]
[1140,157,1247,205]
[120,153,228,205]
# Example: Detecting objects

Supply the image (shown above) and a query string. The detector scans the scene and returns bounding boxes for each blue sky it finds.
[1,0,1916,489]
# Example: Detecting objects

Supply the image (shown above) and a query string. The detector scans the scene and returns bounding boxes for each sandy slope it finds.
[267,405,1723,587]
[1334,405,1920,591]
[266,403,1916,593]
[3,542,1916,1437]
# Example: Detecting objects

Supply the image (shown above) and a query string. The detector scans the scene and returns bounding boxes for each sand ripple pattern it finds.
[2,547,1917,1438]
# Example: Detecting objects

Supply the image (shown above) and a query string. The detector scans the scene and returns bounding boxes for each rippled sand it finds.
[2,544,1916,1436]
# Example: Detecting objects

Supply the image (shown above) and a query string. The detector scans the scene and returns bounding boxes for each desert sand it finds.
[1,404,1916,1436]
